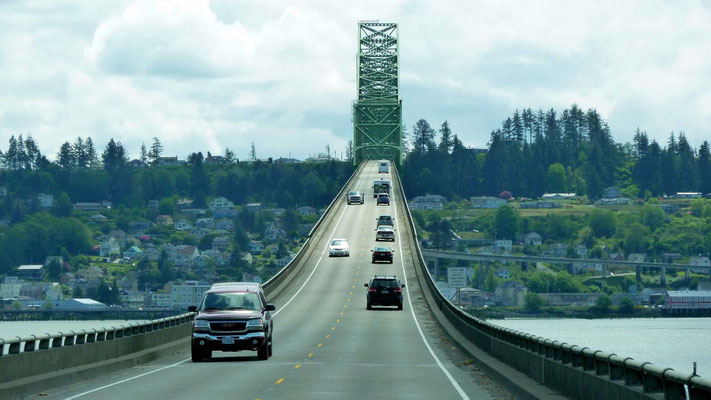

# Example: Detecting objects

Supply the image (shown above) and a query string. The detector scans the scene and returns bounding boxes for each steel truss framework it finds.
[353,22,402,165]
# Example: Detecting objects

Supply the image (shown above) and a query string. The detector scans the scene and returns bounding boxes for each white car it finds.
[329,238,350,257]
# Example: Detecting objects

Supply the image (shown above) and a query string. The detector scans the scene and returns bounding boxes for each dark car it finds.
[365,275,405,310]
[371,246,394,263]
[188,283,276,362]
[376,215,394,227]
[376,193,390,205]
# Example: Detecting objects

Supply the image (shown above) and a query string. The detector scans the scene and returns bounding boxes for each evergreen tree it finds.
[57,142,74,171]
[84,137,99,168]
[148,137,163,164]
[412,119,435,154]
[73,137,88,169]
[698,141,711,195]
[24,135,41,170]
[225,148,236,163]
[438,121,452,154]
[345,140,354,162]
[140,143,148,163]
[190,152,209,206]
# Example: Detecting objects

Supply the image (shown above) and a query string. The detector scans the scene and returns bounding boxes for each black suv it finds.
[365,275,405,310]
[371,246,394,263]
[188,283,276,361]
[376,193,390,205]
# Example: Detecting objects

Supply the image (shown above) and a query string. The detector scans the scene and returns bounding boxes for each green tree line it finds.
[402,105,711,199]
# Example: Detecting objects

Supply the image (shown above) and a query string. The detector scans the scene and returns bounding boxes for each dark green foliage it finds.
[494,204,519,240]
[524,292,544,313]
[592,295,612,314]
[618,297,635,314]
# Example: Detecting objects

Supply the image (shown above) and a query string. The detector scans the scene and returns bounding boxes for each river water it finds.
[492,318,711,376]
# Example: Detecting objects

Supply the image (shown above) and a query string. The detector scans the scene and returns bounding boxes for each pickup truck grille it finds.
[210,321,247,332]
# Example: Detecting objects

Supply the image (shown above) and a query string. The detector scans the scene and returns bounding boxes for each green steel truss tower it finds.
[353,22,402,166]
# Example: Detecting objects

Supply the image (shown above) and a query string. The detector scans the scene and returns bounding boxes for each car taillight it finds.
[394,287,402,293]
[368,287,377,292]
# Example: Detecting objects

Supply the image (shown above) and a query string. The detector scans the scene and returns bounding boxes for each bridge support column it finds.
[685,268,691,281]
[602,264,608,277]
[636,265,642,282]
[660,267,666,286]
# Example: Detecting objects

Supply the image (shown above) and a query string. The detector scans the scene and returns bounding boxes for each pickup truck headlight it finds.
[247,318,264,330]
[193,319,209,332]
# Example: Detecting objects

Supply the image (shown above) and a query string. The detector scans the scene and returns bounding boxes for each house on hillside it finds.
[128,159,148,168]
[214,208,239,219]
[77,265,104,280]
[209,197,234,212]
[38,193,54,209]
[297,206,317,216]
[248,241,264,255]
[541,193,576,200]
[246,203,263,213]
[123,246,144,260]
[409,195,446,210]
[16,265,44,280]
[215,219,235,231]
[195,218,215,230]
[175,220,192,231]
[156,156,185,166]
[628,253,647,264]
[523,232,542,246]
[495,281,527,307]
[212,236,231,252]
[176,198,194,210]
[99,238,120,257]
[574,245,588,258]
[129,221,153,232]
[604,186,621,199]
[470,196,506,209]
[264,225,286,241]
[156,215,174,227]
[276,254,294,268]
[494,268,510,280]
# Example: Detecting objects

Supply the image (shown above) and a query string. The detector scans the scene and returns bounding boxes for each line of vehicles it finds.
[188,161,401,361]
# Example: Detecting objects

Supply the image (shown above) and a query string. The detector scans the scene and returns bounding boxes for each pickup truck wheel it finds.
[367,302,372,310]
[191,343,206,362]
[268,338,273,357]
[397,303,403,310]
[257,342,269,360]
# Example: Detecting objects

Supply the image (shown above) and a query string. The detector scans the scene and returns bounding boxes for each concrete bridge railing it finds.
[392,166,711,400]
[0,313,194,398]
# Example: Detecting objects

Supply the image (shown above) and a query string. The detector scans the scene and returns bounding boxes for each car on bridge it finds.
[347,190,364,204]
[365,275,404,310]
[188,283,276,362]
[371,246,394,263]
[376,215,394,227]
[329,238,350,257]
[375,225,395,241]
[376,193,390,205]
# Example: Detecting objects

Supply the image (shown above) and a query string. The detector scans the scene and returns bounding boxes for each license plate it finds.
[382,290,389,294]
[221,337,235,345]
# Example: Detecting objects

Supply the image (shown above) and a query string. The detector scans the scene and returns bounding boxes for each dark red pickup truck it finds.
[188,282,275,361]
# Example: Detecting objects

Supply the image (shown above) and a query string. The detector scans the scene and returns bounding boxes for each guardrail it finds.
[392,166,711,400]
[0,312,193,356]
[263,161,363,298]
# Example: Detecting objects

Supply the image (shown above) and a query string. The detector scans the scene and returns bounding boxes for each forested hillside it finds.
[402,105,711,199]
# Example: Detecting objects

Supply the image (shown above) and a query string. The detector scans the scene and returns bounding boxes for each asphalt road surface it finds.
[38,161,512,400]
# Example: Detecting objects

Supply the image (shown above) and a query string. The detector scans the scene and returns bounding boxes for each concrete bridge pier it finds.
[685,268,691,281]
[602,264,608,277]
[636,265,642,282]
[660,266,666,286]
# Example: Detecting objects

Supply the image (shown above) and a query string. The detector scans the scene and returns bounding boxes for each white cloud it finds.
[0,0,710,160]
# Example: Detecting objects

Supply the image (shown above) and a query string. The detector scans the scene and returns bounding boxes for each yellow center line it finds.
[325,334,331,339]
[344,305,348,308]
[331,327,336,331]
[295,364,302,369]
[275,378,285,384]
[352,285,355,288]
[353,278,357,282]
[317,343,323,347]
[355,272,359,276]
[349,291,353,295]
[340,312,344,316]
[336,319,340,323]
[308,353,313,357]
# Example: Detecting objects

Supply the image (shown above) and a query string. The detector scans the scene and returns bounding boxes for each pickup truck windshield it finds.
[200,292,261,311]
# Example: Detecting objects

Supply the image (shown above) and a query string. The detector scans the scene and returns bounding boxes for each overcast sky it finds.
[1,0,711,161]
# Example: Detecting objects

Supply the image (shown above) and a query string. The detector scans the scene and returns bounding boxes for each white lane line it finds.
[274,167,365,317]
[66,166,368,398]
[392,174,471,400]
[66,358,190,399]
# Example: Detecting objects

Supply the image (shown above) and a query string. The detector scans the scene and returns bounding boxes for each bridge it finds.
[3,161,711,399]
[2,21,711,400]
[421,249,711,285]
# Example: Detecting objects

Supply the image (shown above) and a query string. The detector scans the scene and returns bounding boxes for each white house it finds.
[209,197,234,212]
[470,197,506,209]
[493,239,512,253]
[170,281,210,310]
[175,220,193,231]
[38,193,54,209]
[212,236,231,252]
[99,238,120,257]
[409,195,446,210]
[523,232,542,246]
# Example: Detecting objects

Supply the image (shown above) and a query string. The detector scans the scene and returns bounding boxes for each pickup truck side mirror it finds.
[187,305,198,312]
[364,283,369,287]
[401,284,406,288]
[265,304,276,311]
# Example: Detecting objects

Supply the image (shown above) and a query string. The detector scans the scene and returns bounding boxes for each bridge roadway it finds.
[39,161,507,400]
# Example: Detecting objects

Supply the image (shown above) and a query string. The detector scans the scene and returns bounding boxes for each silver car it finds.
[375,225,395,241]
[329,238,350,257]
